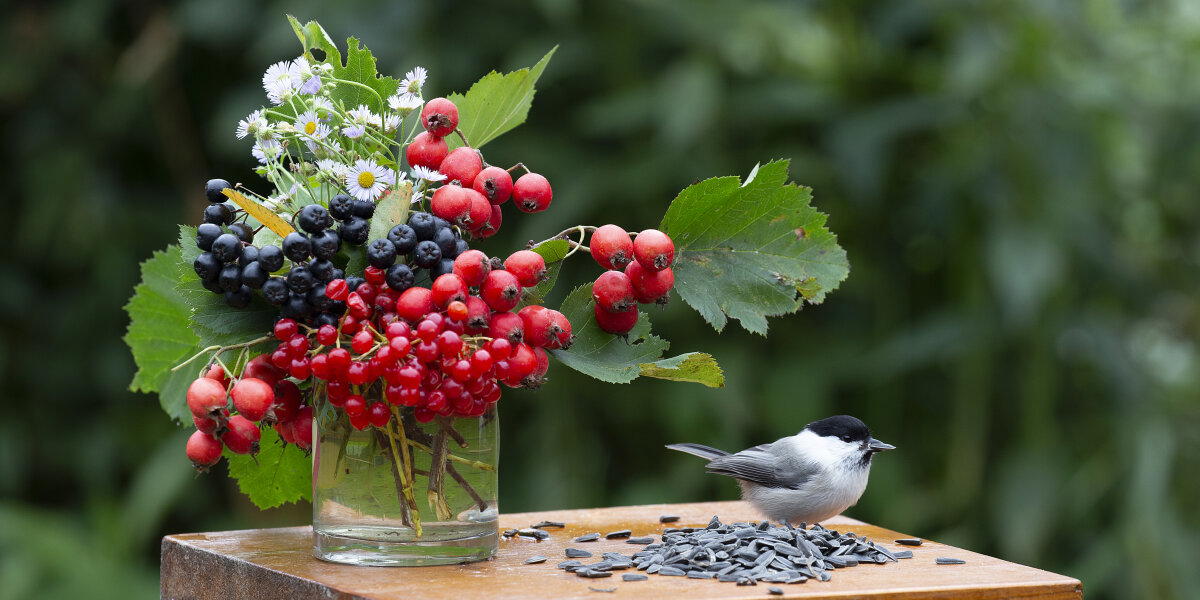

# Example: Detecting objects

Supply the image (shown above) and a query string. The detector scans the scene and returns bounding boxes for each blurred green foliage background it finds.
[1,0,1197,598]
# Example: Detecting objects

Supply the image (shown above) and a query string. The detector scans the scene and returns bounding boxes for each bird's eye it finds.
[840,435,852,442]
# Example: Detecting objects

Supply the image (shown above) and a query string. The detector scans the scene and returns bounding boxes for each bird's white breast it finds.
[739,431,872,524]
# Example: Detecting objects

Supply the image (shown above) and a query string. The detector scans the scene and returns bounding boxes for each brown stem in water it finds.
[374,428,413,528]
[447,463,488,512]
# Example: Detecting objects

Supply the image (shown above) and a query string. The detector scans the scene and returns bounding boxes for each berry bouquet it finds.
[124,17,849,566]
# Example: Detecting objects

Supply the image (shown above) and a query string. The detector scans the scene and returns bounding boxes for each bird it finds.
[666,415,895,525]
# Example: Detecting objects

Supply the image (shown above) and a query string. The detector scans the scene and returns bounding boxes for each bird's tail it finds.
[665,443,729,461]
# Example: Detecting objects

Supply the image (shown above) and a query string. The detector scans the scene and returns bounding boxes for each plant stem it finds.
[170,336,273,372]
[441,420,468,448]
[426,424,453,521]
[447,463,488,512]
[384,413,421,536]
[374,428,413,529]
[404,439,496,471]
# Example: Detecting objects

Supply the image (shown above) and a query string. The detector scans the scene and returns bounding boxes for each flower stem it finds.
[170,336,273,372]
[374,428,413,529]
[426,424,453,521]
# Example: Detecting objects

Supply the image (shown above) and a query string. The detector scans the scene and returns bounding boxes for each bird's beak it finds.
[867,438,895,452]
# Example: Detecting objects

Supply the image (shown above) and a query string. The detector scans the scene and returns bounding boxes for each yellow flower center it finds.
[304,121,317,135]
[357,171,375,188]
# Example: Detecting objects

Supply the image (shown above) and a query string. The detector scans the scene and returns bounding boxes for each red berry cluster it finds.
[588,226,676,334]
[407,97,552,238]
[184,359,312,470]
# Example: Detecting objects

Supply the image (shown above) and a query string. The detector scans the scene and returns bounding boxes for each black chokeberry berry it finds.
[203,203,233,225]
[282,232,312,262]
[308,285,333,312]
[218,264,242,291]
[330,268,345,281]
[258,245,283,272]
[387,224,418,254]
[193,252,221,282]
[314,313,339,327]
[309,229,341,260]
[282,294,312,320]
[433,227,457,257]
[344,276,365,292]
[201,277,224,294]
[238,245,259,267]
[385,264,415,292]
[408,212,437,241]
[298,204,333,234]
[308,258,335,283]
[412,240,442,268]
[261,278,289,304]
[350,198,375,219]
[211,233,242,263]
[225,285,252,308]
[286,266,315,293]
[367,238,397,268]
[205,179,231,203]
[339,216,370,245]
[431,258,455,279]
[328,194,354,221]
[241,261,268,289]
[228,222,255,244]
[453,237,469,257]
[196,223,222,251]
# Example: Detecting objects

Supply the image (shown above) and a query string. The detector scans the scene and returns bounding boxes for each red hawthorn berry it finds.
[504,250,547,287]
[187,377,227,418]
[193,412,223,435]
[625,260,674,303]
[475,204,503,239]
[531,346,550,381]
[512,172,552,213]
[292,406,313,450]
[203,363,230,389]
[453,250,491,287]
[272,380,301,422]
[592,270,637,313]
[487,311,525,345]
[594,302,638,335]
[464,295,491,333]
[231,377,275,422]
[275,418,297,445]
[431,184,472,224]
[472,166,513,205]
[395,287,434,322]
[464,188,491,230]
[325,278,349,302]
[480,270,522,312]
[420,97,459,137]
[221,415,261,455]
[505,343,539,386]
[438,147,483,186]
[521,308,571,349]
[406,130,449,168]
[591,224,634,270]
[243,354,284,386]
[431,273,468,307]
[633,229,675,271]
[186,431,223,470]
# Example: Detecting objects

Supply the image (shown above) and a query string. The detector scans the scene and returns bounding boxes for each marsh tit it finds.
[667,415,895,525]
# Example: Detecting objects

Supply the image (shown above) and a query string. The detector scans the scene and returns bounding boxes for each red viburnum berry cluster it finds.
[408,97,552,238]
[588,226,676,334]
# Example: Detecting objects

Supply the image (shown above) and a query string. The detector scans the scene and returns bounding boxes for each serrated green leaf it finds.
[661,160,849,335]
[639,352,724,388]
[368,183,412,243]
[224,427,312,509]
[177,226,277,347]
[550,284,720,386]
[123,246,202,422]
[289,16,399,113]
[447,48,556,149]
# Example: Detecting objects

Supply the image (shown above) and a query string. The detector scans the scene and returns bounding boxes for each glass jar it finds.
[311,384,498,566]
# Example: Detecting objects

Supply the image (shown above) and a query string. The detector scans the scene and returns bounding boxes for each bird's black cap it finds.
[805,415,871,443]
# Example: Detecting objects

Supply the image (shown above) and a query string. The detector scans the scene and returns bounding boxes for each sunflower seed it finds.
[893,550,914,559]
[936,557,966,565]
[558,560,583,570]
[768,586,784,595]
[566,548,594,558]
[622,573,648,582]
[895,538,922,546]
[501,529,518,538]
[658,566,686,576]
[524,555,548,564]
[588,586,616,592]
[576,569,613,578]
[659,515,680,523]
[532,521,566,529]
[605,529,632,539]
[516,528,550,540]
[574,533,601,543]
[626,536,655,545]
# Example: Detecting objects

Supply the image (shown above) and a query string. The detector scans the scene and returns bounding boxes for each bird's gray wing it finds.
[705,443,817,490]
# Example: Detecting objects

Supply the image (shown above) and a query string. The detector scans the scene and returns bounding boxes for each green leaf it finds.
[123,245,202,422]
[288,16,399,113]
[550,284,722,386]
[177,226,277,347]
[660,160,849,335]
[224,428,312,510]
[447,47,556,149]
[368,183,412,243]
[639,352,724,388]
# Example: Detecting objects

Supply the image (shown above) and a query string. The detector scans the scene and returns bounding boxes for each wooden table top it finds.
[161,500,1082,599]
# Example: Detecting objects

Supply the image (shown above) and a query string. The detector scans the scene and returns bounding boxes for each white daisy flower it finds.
[347,104,383,126]
[294,111,330,140]
[344,159,396,201]
[382,113,401,133]
[235,109,268,140]
[400,66,427,97]
[341,123,366,139]
[388,93,423,112]
[262,60,300,104]
[316,158,347,177]
[311,96,335,116]
[410,166,446,182]
[252,138,283,164]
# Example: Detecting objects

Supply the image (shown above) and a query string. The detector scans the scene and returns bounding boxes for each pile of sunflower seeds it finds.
[557,516,912,585]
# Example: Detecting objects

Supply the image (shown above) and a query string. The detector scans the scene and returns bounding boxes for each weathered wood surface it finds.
[161,500,1083,599]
